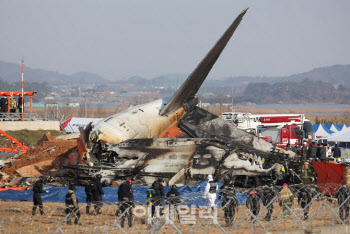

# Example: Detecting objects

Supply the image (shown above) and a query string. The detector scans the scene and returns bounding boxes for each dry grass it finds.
[0,199,348,234]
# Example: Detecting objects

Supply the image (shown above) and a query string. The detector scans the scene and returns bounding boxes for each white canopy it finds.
[328,129,350,142]
[329,124,340,133]
[314,124,335,138]
[336,124,349,134]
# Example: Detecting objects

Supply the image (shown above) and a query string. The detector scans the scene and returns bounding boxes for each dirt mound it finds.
[1,139,77,178]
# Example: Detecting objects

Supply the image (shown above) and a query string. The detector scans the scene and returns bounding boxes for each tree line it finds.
[242,79,350,104]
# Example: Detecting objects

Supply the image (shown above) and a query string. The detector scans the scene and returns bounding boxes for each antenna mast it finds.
[21,58,24,121]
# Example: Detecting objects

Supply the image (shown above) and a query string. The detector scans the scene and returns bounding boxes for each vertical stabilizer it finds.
[160,8,248,116]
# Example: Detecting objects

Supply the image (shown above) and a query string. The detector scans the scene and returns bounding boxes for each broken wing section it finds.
[160,8,248,116]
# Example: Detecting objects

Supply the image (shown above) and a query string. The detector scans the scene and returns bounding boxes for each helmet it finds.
[128,179,133,185]
[207,174,213,180]
[158,178,164,183]
[283,183,288,187]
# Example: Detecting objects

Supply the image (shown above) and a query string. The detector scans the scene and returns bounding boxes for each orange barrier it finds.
[0,186,32,192]
[0,129,28,154]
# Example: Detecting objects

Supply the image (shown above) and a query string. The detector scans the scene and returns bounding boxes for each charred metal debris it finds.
[67,107,302,187]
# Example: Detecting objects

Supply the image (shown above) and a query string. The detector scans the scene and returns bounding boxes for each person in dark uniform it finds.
[297,186,313,220]
[332,144,342,162]
[219,177,238,226]
[166,184,182,222]
[32,176,49,215]
[285,143,292,151]
[262,184,276,221]
[117,179,134,228]
[158,178,165,215]
[18,94,23,113]
[336,182,350,221]
[301,142,308,161]
[85,180,94,214]
[65,185,80,225]
[92,174,104,215]
[319,143,327,161]
[1,96,8,113]
[0,96,4,112]
[308,142,317,159]
[246,189,261,222]
[148,180,162,217]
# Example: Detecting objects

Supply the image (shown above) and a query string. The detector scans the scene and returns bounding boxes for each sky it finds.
[1,0,350,80]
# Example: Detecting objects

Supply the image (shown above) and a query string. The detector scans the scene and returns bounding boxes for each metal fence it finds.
[0,113,43,121]
[0,184,349,233]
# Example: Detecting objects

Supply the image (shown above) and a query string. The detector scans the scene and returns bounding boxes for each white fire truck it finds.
[220,112,314,148]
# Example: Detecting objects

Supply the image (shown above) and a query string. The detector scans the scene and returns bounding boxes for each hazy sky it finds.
[1,0,349,80]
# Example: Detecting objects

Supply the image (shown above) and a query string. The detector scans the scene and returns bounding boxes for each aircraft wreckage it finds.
[69,8,302,186]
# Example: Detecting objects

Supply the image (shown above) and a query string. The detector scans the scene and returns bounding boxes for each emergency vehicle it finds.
[220,112,314,148]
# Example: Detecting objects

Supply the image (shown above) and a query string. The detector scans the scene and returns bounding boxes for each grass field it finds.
[0,130,65,148]
[0,199,348,234]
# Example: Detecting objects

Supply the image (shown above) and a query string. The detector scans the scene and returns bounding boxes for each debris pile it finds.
[1,134,77,179]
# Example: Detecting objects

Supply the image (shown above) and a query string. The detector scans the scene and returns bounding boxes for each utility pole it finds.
[231,87,234,112]
[21,58,24,121]
[84,96,87,117]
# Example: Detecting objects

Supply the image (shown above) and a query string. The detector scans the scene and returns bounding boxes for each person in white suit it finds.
[203,174,218,213]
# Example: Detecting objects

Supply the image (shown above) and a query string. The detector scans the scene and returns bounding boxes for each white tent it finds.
[328,124,340,133]
[336,124,349,134]
[314,124,335,138]
[327,129,350,142]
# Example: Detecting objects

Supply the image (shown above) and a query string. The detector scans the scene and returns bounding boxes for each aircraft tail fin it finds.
[160,8,248,116]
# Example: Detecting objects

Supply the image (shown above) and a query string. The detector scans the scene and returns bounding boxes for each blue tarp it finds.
[0,182,248,206]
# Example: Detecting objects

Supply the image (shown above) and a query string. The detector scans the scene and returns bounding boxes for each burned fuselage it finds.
[71,137,281,186]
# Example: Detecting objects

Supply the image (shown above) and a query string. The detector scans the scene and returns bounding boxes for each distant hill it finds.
[0,61,108,86]
[1,60,349,99]
[286,64,350,85]
[243,79,350,104]
[214,64,350,88]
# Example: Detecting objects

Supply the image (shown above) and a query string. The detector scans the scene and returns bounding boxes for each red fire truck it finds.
[220,112,314,148]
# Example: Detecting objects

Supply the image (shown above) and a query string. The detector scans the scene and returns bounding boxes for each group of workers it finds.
[31,174,350,227]
[0,95,23,113]
[300,141,341,162]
